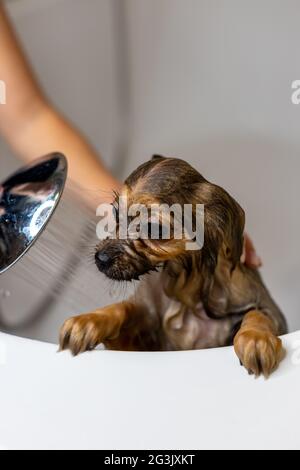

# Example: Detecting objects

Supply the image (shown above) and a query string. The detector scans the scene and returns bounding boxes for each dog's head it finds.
[95,155,245,283]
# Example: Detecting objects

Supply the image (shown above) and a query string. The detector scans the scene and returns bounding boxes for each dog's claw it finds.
[234,329,284,378]
[59,314,108,355]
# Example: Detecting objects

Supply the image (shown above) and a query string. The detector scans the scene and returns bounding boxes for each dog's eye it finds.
[147,222,169,240]
[136,222,162,239]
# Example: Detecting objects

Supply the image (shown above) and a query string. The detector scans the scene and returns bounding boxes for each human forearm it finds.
[7,103,120,203]
[0,3,119,205]
[0,2,46,133]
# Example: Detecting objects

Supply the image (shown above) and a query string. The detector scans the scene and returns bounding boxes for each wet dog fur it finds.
[60,155,287,377]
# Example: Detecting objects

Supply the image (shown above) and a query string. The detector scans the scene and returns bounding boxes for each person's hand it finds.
[241,234,262,269]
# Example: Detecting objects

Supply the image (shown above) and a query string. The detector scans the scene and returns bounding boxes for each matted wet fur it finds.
[60,155,287,377]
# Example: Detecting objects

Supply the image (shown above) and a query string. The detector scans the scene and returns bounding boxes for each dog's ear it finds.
[151,154,165,161]
[194,181,245,274]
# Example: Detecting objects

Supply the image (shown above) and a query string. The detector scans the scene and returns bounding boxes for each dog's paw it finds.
[234,329,284,378]
[59,313,116,356]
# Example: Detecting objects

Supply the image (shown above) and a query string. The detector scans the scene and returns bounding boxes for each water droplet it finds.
[0,289,11,298]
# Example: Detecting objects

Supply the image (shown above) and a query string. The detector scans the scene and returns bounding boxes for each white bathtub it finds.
[0,329,299,450]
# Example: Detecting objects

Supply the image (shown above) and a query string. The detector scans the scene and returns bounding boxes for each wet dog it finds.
[60,155,287,377]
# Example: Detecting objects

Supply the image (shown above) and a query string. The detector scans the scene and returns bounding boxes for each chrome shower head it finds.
[0,153,67,274]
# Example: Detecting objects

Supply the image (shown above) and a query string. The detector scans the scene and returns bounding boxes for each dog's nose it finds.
[95,250,111,271]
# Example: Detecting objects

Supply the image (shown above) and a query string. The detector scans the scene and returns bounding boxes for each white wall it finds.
[1,0,300,334]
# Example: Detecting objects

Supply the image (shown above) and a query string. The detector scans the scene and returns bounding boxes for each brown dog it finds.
[60,155,287,377]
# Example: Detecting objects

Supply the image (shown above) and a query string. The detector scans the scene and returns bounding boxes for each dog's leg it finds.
[59,301,159,355]
[234,310,284,377]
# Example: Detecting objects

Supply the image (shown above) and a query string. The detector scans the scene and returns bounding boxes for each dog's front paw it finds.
[59,313,117,355]
[234,329,284,378]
